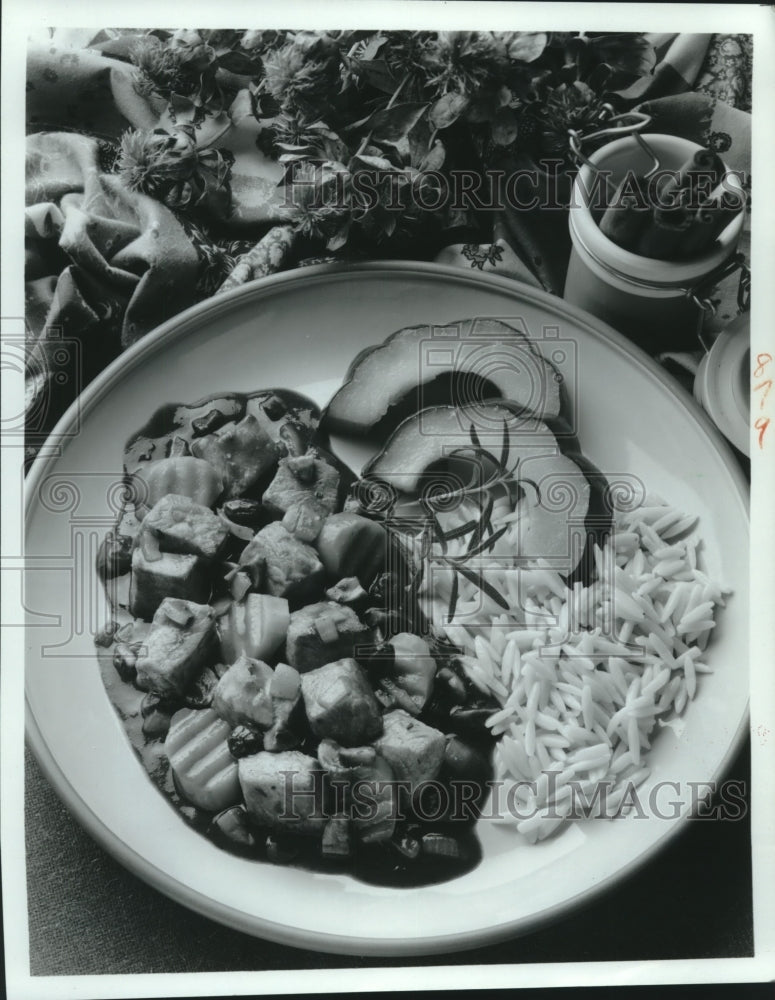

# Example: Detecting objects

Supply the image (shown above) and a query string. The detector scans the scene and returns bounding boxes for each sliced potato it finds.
[166,707,241,812]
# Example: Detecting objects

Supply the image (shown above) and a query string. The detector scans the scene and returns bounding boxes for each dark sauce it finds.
[97,556,490,889]
[98,633,484,886]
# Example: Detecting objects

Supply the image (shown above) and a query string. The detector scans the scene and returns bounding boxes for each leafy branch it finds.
[115,29,657,267]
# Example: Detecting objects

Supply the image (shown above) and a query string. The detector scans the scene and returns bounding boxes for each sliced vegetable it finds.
[218,508,258,542]
[229,571,252,602]
[140,529,162,563]
[322,317,563,438]
[361,402,604,578]
[219,592,290,664]
[270,662,301,700]
[262,691,303,753]
[166,707,241,812]
[135,456,224,512]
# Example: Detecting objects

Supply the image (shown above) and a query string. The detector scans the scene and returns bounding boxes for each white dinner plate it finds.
[25,262,749,956]
[694,312,751,457]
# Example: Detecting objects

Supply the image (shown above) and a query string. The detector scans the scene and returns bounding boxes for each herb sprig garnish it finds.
[358,419,540,621]
[453,565,511,612]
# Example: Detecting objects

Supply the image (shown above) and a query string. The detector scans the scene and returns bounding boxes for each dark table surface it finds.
[25,733,753,977]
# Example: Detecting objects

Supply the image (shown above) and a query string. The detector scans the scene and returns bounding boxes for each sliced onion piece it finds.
[230,571,252,602]
[140,528,162,562]
[217,508,256,542]
[162,600,195,628]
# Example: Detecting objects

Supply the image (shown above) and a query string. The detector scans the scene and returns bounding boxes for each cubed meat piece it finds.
[285,601,372,672]
[374,710,445,789]
[143,493,229,559]
[129,546,210,621]
[281,498,328,542]
[166,707,241,812]
[239,750,328,835]
[316,740,397,843]
[192,413,279,499]
[212,652,275,729]
[301,658,383,746]
[219,593,290,664]
[315,513,387,586]
[263,450,340,519]
[238,522,324,606]
[135,599,218,697]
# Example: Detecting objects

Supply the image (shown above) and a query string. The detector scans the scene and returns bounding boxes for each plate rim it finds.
[24,260,751,956]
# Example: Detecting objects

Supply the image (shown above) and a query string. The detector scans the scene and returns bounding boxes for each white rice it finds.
[417,494,729,843]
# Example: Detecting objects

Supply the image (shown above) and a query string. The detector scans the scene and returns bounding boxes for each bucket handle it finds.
[568,111,656,197]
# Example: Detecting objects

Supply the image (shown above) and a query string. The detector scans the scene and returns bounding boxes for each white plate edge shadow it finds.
[23,261,752,956]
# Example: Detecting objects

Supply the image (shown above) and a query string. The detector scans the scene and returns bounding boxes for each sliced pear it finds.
[323,318,563,438]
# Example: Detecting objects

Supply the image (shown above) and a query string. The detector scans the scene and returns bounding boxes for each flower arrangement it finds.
[115,29,657,287]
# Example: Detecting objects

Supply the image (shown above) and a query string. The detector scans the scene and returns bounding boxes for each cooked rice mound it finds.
[415,494,730,843]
